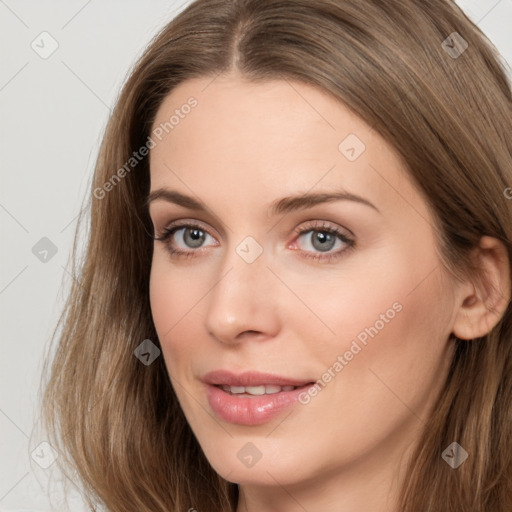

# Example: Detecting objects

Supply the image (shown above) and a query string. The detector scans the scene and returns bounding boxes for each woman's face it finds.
[148,73,461,501]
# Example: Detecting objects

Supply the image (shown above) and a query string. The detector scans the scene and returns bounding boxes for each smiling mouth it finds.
[216,383,313,396]
[206,378,317,425]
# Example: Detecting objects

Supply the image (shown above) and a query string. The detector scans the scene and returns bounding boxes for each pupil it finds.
[185,228,205,248]
[312,231,335,252]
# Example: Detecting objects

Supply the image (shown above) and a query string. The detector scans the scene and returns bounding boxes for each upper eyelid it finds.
[156,219,218,240]
[149,207,229,239]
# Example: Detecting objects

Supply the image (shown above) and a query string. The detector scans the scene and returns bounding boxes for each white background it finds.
[1,1,511,510]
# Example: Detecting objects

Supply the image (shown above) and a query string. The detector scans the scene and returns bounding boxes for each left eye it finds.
[296,229,346,253]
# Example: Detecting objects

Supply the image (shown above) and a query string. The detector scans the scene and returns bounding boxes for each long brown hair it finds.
[39,0,512,510]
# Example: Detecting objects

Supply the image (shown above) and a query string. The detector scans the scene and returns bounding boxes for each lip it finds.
[203,370,315,425]
[203,369,313,387]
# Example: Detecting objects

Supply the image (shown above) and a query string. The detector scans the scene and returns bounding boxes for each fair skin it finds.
[147,72,509,512]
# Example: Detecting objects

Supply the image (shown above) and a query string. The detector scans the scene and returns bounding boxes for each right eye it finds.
[155,222,219,257]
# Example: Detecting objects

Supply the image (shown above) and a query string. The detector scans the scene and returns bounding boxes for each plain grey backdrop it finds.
[1,0,511,510]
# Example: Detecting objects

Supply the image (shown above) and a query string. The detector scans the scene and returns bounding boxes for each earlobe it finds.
[451,236,511,341]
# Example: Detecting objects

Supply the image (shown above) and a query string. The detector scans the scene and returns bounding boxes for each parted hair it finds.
[40,0,512,510]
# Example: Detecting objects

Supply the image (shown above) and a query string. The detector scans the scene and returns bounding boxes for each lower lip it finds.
[205,383,314,425]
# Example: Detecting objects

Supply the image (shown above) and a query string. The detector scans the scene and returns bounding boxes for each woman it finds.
[40,0,512,510]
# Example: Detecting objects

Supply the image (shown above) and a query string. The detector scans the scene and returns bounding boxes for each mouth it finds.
[216,383,308,396]
[203,370,316,425]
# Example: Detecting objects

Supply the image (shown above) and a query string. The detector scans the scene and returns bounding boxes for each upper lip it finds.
[203,370,313,387]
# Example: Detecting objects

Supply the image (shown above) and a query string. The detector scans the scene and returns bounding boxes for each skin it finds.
[147,72,509,512]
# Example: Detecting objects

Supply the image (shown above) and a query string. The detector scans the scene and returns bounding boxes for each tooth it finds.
[282,385,295,391]
[221,385,231,392]
[244,385,266,395]
[230,386,246,394]
[265,385,282,394]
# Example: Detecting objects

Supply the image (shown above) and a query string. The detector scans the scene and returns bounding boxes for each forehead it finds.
[148,74,426,221]
[150,74,372,162]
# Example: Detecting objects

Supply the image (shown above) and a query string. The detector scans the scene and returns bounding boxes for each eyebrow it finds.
[146,188,380,216]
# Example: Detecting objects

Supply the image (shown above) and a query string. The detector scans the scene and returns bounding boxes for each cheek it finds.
[148,258,204,365]
[301,244,453,397]
[281,255,412,366]
[287,272,453,475]
[316,265,453,421]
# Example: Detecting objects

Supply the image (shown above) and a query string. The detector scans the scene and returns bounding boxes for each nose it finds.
[204,239,281,345]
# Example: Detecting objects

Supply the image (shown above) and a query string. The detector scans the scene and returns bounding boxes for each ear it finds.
[452,236,511,340]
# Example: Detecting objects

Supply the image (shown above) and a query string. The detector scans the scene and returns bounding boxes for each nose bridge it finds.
[204,234,279,343]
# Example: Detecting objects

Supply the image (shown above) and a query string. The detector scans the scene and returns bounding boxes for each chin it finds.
[197,435,315,487]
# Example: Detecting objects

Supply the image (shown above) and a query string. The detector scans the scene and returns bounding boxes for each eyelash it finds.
[154,220,355,263]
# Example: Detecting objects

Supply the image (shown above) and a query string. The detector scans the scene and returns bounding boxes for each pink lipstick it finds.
[203,370,315,425]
